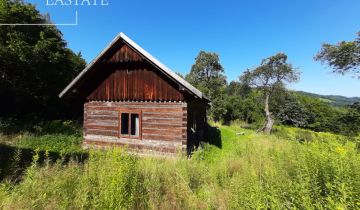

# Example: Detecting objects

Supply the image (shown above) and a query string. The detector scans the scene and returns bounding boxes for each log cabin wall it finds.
[83,101,187,156]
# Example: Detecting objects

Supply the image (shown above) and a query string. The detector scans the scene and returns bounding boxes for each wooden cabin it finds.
[59,33,209,156]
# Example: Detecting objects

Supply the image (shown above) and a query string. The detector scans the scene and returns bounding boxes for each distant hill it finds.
[296,91,360,107]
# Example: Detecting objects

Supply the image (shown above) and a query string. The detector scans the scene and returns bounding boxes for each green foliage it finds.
[296,91,360,107]
[315,31,360,77]
[240,53,300,133]
[0,0,86,118]
[222,92,264,124]
[296,94,342,132]
[273,92,313,127]
[184,50,358,135]
[0,118,81,135]
[185,51,227,121]
[335,103,360,136]
[0,119,82,153]
[184,50,358,136]
[273,125,352,143]
[210,94,227,122]
[1,126,360,209]
[240,53,300,92]
[225,81,252,97]
[186,51,226,98]
[13,134,82,153]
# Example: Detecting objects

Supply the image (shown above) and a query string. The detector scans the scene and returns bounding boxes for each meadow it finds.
[0,121,359,209]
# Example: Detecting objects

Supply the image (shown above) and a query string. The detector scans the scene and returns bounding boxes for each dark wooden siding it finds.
[108,44,143,62]
[83,101,187,155]
[86,43,184,101]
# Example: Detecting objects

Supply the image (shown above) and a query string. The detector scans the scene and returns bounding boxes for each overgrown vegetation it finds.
[0,119,82,151]
[0,125,359,209]
[0,119,84,182]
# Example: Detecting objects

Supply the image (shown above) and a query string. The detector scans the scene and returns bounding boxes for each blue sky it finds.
[28,0,360,97]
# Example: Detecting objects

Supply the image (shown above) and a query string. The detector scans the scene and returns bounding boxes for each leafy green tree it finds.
[0,0,86,118]
[225,81,251,97]
[240,53,300,134]
[275,92,313,128]
[186,51,227,121]
[296,94,342,132]
[314,31,360,136]
[336,102,360,136]
[222,91,264,124]
[211,93,227,122]
[315,31,360,77]
[222,95,242,123]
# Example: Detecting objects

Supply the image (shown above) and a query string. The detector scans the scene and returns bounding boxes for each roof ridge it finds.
[59,32,206,100]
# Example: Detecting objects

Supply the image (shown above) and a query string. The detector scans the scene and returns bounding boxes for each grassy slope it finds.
[0,125,359,209]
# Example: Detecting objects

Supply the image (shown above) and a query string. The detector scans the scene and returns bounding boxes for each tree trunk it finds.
[258,93,274,134]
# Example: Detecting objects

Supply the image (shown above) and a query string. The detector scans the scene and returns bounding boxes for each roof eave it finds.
[59,32,207,101]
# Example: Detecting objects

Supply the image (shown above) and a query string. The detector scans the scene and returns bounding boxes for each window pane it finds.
[121,113,129,135]
[131,114,139,136]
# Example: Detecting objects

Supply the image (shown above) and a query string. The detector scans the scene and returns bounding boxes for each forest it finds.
[0,0,359,209]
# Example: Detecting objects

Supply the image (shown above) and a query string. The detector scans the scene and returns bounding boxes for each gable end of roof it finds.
[59,32,207,101]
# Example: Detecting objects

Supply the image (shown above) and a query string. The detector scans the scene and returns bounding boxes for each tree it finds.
[315,31,360,77]
[336,102,360,136]
[275,92,312,128]
[225,81,251,97]
[240,53,300,134]
[0,0,86,118]
[296,94,341,133]
[185,51,227,121]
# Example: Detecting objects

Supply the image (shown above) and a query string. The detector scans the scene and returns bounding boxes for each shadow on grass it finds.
[205,125,222,149]
[0,144,88,183]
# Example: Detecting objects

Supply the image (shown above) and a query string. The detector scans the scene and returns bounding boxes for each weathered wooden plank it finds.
[86,120,118,126]
[143,112,186,117]
[86,125,118,131]
[142,124,187,130]
[87,106,183,112]
[143,128,183,135]
[142,127,186,131]
[86,130,118,137]
[83,100,189,154]
[85,134,182,147]
[86,110,118,116]
[142,134,186,141]
[142,122,186,127]
[143,116,185,121]
[88,101,186,106]
[84,140,179,154]
[87,116,119,120]
[142,119,185,125]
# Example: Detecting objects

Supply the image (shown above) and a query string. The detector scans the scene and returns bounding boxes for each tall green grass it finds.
[0,126,359,209]
[0,120,83,153]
